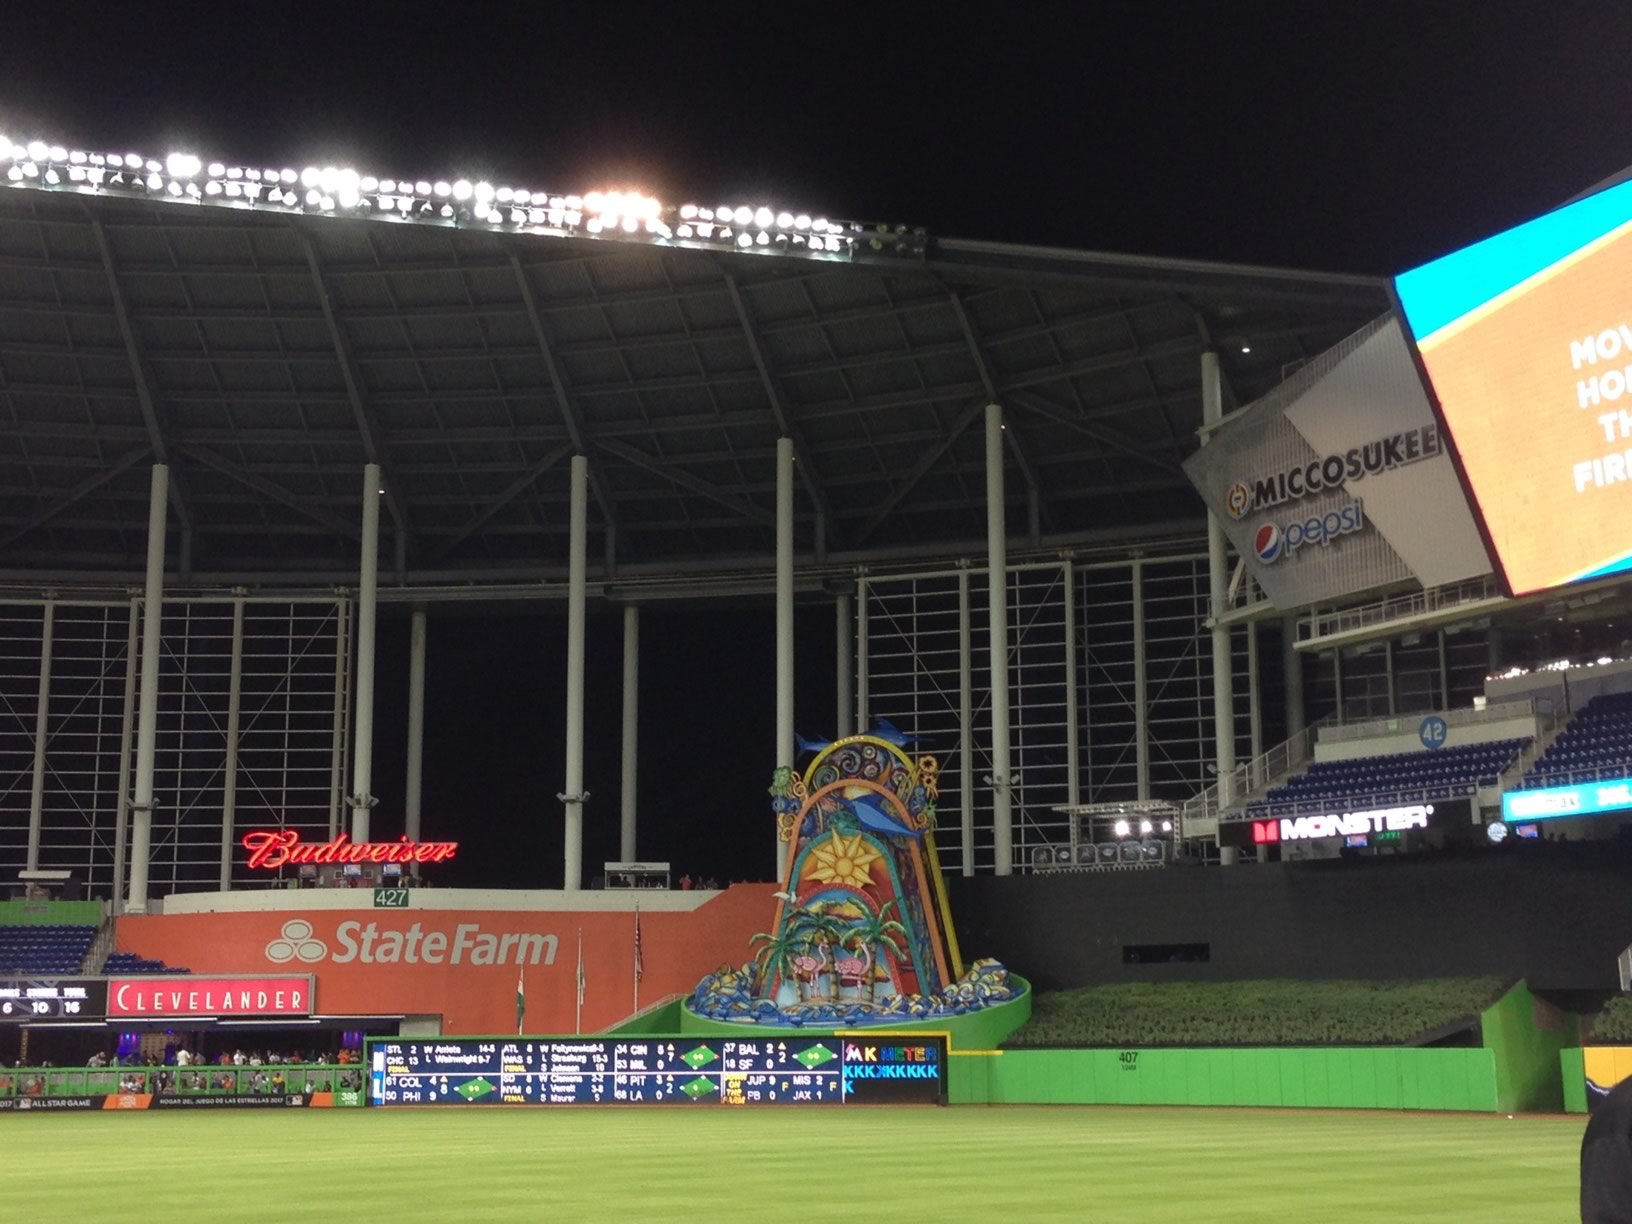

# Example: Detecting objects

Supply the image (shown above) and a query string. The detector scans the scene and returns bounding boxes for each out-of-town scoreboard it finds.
[367,1035,947,1106]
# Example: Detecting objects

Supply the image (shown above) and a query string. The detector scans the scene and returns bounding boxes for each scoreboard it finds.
[0,978,107,1022]
[368,1035,946,1106]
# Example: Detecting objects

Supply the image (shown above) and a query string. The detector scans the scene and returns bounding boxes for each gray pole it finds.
[835,592,854,739]
[128,462,169,913]
[1334,650,1345,721]
[563,454,589,890]
[1437,629,1450,710]
[25,601,54,872]
[1133,559,1150,800]
[1384,639,1398,716]
[1201,353,1236,806]
[350,465,381,845]
[958,565,975,876]
[405,605,427,844]
[856,576,869,732]
[620,604,639,863]
[775,437,795,878]
[1063,559,1080,809]
[985,403,1014,876]
[219,596,244,891]
[111,599,138,909]
[1282,614,1305,736]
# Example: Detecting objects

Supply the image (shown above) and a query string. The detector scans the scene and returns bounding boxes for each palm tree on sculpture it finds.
[749,926,799,997]
[848,901,911,1004]
[789,908,847,1003]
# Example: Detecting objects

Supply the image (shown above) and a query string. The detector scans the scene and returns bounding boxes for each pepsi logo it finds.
[1254,522,1283,563]
[1225,481,1252,519]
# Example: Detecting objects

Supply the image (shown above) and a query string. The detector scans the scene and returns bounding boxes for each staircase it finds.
[79,916,116,975]
[1495,701,1571,795]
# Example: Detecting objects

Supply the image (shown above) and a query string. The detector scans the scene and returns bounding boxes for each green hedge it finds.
[1588,993,1632,1042]
[1006,978,1507,1048]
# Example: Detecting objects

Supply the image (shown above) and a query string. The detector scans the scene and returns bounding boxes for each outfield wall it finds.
[950,1047,1499,1111]
[953,848,1632,991]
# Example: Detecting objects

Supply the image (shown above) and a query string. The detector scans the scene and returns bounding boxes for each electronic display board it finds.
[1502,776,1632,822]
[0,977,106,1022]
[1395,177,1632,596]
[368,1035,946,1106]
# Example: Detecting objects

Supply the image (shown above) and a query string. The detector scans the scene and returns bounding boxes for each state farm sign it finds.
[264,918,558,967]
[108,975,313,1018]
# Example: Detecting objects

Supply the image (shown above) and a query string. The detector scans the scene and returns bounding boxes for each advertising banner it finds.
[1183,316,1491,610]
[1395,177,1632,596]
[115,886,774,1035]
[0,1091,358,1112]
[106,975,314,1019]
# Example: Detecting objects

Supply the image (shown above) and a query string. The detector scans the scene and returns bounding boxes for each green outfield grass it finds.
[4,1106,1582,1222]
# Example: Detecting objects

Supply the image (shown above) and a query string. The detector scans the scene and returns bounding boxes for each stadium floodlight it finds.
[1,128,929,267]
[1113,819,1131,838]
[1162,820,1173,833]
[1139,819,1153,835]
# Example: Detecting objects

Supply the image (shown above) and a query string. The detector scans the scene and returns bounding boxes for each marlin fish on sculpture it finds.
[795,719,922,758]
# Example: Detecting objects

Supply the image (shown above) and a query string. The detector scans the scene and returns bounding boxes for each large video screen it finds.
[1394,178,1632,596]
[368,1035,946,1106]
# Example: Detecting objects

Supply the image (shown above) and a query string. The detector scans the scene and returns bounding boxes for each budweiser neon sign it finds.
[241,831,458,870]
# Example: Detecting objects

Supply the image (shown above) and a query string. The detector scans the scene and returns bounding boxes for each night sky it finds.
[6,4,1632,886]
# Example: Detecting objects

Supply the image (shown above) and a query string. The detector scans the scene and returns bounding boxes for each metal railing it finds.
[1298,576,1502,644]
[1320,699,1540,744]
[0,1063,363,1099]
[1182,715,1332,827]
[1230,780,1491,822]
[1513,763,1632,790]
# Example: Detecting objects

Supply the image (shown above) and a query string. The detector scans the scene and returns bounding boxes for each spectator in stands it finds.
[271,1069,286,1094]
[1584,1073,1632,1221]
[679,874,693,890]
[232,1048,246,1066]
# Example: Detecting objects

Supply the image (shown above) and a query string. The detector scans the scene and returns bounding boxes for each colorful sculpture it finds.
[692,727,1019,1027]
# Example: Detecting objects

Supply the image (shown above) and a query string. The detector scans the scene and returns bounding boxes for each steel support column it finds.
[1247,619,1263,789]
[563,455,589,891]
[985,404,1014,875]
[775,437,795,878]
[111,600,137,909]
[350,466,381,844]
[1438,629,1451,710]
[219,597,245,891]
[620,604,639,864]
[405,605,427,845]
[26,602,54,872]
[1132,559,1150,800]
[856,577,870,731]
[1063,559,1080,808]
[1283,614,1305,736]
[128,463,168,913]
[958,566,975,875]
[835,593,854,740]
[1202,353,1236,806]
[1384,639,1397,716]
[328,599,349,841]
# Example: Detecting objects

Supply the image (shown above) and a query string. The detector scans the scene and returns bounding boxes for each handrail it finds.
[1226,779,1493,822]
[1298,576,1503,644]
[1182,714,1333,826]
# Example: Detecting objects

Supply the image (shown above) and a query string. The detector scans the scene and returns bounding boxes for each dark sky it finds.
[7,2,1632,274]
[8,4,1632,886]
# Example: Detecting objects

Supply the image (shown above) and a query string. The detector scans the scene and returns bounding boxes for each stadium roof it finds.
[0,152,1389,589]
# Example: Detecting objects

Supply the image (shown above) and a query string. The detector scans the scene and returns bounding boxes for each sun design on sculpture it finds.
[803,830,882,888]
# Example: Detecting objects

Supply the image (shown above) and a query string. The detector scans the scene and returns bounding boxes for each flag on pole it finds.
[634,904,644,984]
[576,928,586,1010]
[515,968,525,1036]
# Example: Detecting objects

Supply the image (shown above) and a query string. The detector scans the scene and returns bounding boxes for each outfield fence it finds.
[0,1063,363,1103]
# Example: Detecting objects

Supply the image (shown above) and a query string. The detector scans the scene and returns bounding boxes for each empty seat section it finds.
[1244,735,1529,821]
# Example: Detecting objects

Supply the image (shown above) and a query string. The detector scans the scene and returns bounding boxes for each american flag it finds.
[633,904,644,983]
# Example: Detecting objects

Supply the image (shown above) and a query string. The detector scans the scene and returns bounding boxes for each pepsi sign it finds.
[1253,502,1366,564]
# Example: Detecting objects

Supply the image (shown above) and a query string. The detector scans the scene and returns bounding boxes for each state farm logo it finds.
[1225,481,1252,520]
[260,918,558,967]
[265,919,328,964]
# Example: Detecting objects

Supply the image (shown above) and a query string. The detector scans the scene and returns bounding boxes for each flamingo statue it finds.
[834,944,870,997]
[790,940,833,1001]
